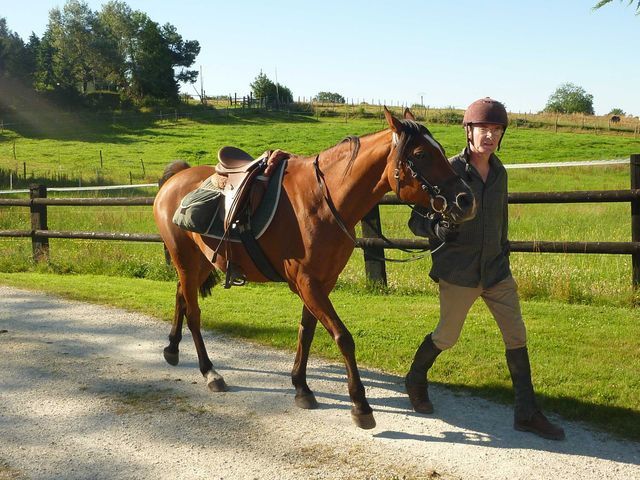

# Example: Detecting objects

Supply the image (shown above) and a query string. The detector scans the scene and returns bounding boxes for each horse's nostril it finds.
[456,192,472,209]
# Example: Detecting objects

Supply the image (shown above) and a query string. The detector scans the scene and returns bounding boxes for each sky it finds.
[3,0,639,116]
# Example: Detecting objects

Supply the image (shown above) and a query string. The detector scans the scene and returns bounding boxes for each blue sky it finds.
[4,0,639,115]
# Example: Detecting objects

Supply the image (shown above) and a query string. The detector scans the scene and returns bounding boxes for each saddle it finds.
[173,146,288,288]
[215,146,270,230]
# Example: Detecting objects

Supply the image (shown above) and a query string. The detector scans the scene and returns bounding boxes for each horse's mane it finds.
[323,119,440,177]
[340,136,360,177]
[319,135,361,178]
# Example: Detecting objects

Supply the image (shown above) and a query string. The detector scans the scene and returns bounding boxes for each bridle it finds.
[313,125,454,262]
[391,131,449,216]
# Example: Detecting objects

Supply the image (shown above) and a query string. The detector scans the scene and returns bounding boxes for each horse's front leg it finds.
[297,278,375,429]
[291,305,319,409]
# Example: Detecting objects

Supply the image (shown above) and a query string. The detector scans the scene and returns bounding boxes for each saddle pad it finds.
[172,159,287,242]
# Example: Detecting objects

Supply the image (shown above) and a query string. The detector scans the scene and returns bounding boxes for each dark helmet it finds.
[462,97,508,128]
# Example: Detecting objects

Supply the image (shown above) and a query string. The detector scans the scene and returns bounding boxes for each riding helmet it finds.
[462,97,508,127]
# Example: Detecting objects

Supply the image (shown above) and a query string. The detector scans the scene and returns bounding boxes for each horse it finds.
[153,107,476,429]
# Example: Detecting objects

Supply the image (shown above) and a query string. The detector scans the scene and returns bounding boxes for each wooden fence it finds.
[1,154,639,288]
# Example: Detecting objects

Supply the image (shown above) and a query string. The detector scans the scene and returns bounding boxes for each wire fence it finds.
[0,158,630,195]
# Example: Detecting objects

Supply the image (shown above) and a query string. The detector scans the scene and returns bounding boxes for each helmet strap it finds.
[465,125,475,149]
[497,127,506,151]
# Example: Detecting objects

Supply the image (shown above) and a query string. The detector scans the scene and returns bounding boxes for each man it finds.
[405,97,565,441]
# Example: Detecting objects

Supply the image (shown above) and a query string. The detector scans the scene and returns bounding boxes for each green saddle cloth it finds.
[172,160,287,242]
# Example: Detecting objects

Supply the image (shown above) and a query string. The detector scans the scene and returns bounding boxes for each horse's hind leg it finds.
[180,263,228,392]
[291,306,319,409]
[163,281,186,366]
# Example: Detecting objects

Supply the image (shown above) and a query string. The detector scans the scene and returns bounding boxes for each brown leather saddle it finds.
[215,146,270,230]
[213,146,286,287]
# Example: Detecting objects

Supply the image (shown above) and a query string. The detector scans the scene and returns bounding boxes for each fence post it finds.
[361,205,387,286]
[29,184,49,262]
[631,154,640,289]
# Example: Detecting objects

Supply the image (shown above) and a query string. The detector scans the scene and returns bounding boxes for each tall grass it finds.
[1,110,640,307]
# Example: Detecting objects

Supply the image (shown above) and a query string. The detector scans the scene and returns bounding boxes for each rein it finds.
[313,154,429,264]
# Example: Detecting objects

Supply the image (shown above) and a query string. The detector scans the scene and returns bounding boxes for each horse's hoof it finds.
[294,392,319,410]
[163,348,179,366]
[206,371,229,392]
[351,412,376,430]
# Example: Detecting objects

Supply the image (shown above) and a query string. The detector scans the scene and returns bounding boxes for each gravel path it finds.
[1,286,638,480]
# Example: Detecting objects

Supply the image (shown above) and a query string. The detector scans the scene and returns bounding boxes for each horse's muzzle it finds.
[447,180,476,224]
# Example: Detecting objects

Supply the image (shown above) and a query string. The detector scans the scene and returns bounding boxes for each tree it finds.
[46,1,103,93]
[593,0,640,13]
[544,83,595,115]
[2,1,200,105]
[34,30,56,90]
[0,18,34,84]
[37,0,201,101]
[314,91,345,104]
[608,108,625,116]
[95,1,141,94]
[161,23,200,84]
[95,3,200,100]
[250,71,293,106]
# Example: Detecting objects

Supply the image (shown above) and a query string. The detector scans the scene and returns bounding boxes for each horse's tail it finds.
[199,270,220,298]
[159,160,191,188]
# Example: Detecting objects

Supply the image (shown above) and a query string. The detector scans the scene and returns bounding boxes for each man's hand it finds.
[409,208,458,243]
[408,207,431,237]
[433,219,459,243]
[264,149,290,176]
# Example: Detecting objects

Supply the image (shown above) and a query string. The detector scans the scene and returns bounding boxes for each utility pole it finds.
[200,65,205,104]
[274,67,280,110]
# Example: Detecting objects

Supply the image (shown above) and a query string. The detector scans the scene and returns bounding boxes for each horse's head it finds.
[384,107,476,224]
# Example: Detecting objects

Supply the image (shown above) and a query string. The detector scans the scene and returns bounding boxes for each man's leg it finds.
[406,280,480,413]
[482,276,565,440]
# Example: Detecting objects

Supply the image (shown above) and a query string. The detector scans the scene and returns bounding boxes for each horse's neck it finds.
[319,130,393,227]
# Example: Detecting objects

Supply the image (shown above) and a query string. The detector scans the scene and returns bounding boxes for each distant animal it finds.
[610,115,621,124]
[153,107,477,429]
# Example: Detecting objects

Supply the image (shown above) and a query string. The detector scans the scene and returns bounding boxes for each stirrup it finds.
[224,262,246,288]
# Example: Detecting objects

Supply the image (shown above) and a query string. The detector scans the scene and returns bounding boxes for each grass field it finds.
[1,108,639,439]
[1,109,638,306]
[1,108,638,188]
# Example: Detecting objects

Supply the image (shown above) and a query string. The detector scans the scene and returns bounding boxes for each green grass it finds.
[0,272,638,441]
[1,109,639,306]
[1,109,638,187]
[0,197,636,306]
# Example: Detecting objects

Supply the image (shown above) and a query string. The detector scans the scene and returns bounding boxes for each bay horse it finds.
[153,107,476,429]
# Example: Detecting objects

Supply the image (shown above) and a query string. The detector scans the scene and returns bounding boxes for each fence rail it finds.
[0,154,639,287]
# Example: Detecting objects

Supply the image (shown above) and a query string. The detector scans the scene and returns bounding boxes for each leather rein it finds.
[313,131,450,262]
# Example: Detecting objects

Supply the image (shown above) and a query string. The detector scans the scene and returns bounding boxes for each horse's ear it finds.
[404,108,416,121]
[384,106,403,133]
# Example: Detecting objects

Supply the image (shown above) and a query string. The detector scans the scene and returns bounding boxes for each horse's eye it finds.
[414,151,428,160]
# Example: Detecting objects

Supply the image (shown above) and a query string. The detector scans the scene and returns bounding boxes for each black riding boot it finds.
[506,347,565,440]
[405,333,442,414]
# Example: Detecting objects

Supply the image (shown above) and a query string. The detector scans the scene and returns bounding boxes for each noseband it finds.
[392,132,448,215]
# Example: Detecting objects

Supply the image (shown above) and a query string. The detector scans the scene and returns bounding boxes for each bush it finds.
[429,110,464,125]
[84,91,124,110]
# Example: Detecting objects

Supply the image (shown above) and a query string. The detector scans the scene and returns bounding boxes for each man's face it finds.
[467,123,504,155]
